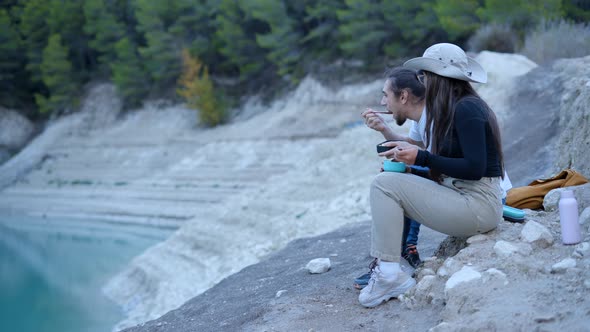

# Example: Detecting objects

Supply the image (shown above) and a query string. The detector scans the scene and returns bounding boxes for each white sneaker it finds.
[358,266,416,308]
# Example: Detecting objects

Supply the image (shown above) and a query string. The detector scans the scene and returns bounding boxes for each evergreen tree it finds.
[434,0,481,42]
[83,0,126,75]
[241,0,302,79]
[337,0,388,63]
[169,0,219,67]
[215,0,268,79]
[0,1,19,10]
[46,0,90,80]
[563,0,590,22]
[0,8,26,108]
[134,0,181,89]
[35,34,78,114]
[302,0,344,60]
[111,37,150,108]
[477,0,563,32]
[381,0,446,57]
[18,0,50,83]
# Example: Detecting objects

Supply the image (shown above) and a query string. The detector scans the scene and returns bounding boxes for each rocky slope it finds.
[123,54,590,331]
[124,185,590,332]
[2,52,589,331]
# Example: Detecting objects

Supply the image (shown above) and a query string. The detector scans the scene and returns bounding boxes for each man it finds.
[364,67,428,269]
[353,67,427,289]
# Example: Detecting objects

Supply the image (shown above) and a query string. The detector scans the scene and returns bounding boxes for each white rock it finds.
[422,268,435,276]
[305,258,331,274]
[575,242,590,256]
[275,290,287,298]
[428,322,453,332]
[543,189,562,211]
[584,280,590,289]
[493,240,519,257]
[483,268,508,285]
[416,275,437,295]
[579,207,590,225]
[445,266,482,293]
[520,220,554,248]
[467,234,488,244]
[551,258,577,273]
[437,257,463,277]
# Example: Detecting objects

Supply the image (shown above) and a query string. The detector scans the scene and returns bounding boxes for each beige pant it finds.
[370,172,502,262]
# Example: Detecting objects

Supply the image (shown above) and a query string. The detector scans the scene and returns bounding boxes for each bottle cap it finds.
[561,190,574,199]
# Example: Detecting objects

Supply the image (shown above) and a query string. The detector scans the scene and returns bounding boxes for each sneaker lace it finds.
[368,258,378,271]
[366,266,380,291]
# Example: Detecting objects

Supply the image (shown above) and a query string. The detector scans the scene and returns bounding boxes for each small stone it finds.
[534,314,556,323]
[575,242,590,255]
[276,290,287,298]
[584,280,590,289]
[467,234,488,244]
[494,240,519,257]
[543,189,562,211]
[437,257,463,277]
[417,268,435,279]
[483,268,508,285]
[305,258,331,274]
[579,207,590,225]
[445,266,482,293]
[520,220,554,248]
[429,322,453,332]
[339,238,347,243]
[551,258,577,273]
[416,275,437,295]
[156,322,162,327]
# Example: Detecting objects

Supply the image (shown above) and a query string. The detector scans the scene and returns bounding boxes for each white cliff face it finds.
[474,51,538,125]
[554,56,590,178]
[4,51,585,331]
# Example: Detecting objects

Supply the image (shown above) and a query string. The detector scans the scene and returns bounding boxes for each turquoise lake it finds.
[0,215,174,332]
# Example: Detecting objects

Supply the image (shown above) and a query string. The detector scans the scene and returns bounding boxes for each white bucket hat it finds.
[403,43,487,84]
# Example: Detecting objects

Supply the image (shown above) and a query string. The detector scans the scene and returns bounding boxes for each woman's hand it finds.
[378,141,419,165]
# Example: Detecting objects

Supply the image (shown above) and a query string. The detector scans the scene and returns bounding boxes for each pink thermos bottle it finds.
[559,190,582,245]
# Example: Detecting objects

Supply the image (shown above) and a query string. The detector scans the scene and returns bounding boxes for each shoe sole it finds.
[359,277,416,308]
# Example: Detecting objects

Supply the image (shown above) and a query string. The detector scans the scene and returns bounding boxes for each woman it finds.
[359,43,504,308]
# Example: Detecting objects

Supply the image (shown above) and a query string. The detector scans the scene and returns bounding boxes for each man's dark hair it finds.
[385,67,425,100]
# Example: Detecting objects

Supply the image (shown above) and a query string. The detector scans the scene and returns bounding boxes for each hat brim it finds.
[403,57,487,84]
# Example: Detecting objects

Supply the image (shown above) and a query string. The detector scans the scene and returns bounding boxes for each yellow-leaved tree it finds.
[177,49,224,127]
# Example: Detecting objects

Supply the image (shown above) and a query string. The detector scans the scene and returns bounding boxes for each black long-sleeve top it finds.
[414,97,502,180]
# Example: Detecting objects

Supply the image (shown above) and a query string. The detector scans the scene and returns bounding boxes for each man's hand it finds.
[378,141,419,165]
[361,108,390,133]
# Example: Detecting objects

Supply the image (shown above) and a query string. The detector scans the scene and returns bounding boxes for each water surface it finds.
[0,215,174,332]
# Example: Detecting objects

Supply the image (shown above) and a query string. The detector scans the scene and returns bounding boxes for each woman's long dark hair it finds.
[423,71,504,182]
